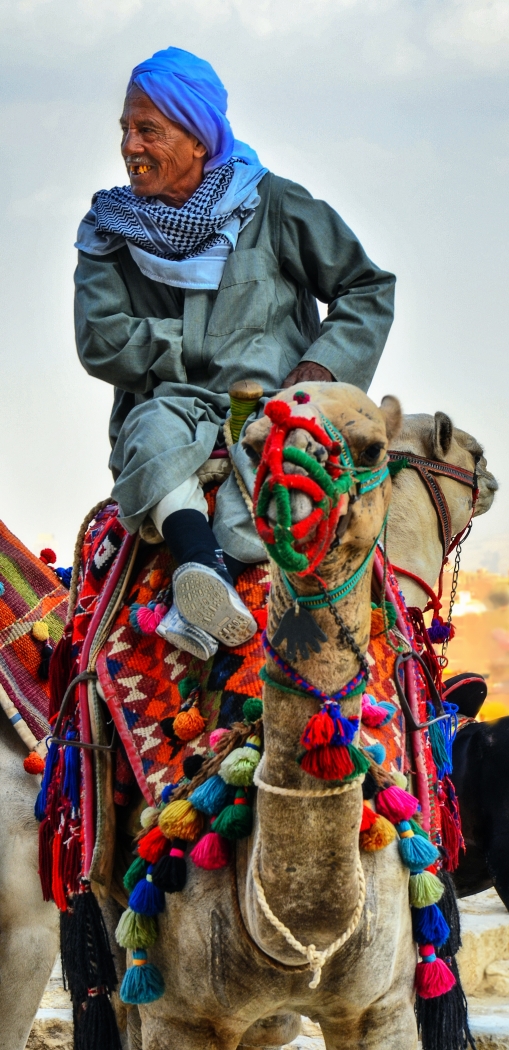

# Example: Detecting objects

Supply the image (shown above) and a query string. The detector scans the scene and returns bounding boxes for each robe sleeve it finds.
[278,181,396,390]
[74,250,186,394]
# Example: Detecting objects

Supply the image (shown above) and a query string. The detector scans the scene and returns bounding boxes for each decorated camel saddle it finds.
[7,382,474,1050]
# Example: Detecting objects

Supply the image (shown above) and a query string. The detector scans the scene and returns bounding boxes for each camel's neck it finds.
[243,551,371,965]
[387,470,444,610]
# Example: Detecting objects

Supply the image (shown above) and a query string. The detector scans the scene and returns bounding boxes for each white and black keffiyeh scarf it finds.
[93,160,236,261]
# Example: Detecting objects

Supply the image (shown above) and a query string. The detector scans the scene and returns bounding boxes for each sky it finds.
[1,0,508,570]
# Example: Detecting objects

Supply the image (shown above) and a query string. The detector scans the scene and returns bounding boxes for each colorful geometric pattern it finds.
[97,543,269,805]
[0,520,68,739]
[362,624,405,772]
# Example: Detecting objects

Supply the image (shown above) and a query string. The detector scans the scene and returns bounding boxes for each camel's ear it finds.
[379,396,402,442]
[433,411,453,459]
[242,415,271,463]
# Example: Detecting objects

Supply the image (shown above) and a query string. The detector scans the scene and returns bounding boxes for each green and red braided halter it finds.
[253,393,389,576]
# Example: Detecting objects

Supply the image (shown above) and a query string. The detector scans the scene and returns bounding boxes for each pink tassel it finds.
[136,603,168,634]
[376,785,419,823]
[415,946,456,998]
[361,693,387,728]
[210,728,229,751]
[190,832,230,870]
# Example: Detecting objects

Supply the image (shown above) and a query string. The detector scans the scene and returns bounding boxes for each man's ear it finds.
[432,411,454,459]
[379,395,403,442]
[242,416,272,464]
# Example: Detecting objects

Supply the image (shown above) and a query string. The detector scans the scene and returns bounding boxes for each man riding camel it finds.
[74,46,396,661]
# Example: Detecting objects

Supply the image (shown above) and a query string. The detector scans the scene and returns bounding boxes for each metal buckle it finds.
[394,650,448,732]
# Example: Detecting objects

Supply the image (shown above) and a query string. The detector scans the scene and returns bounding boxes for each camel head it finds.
[387,410,498,606]
[244,382,402,583]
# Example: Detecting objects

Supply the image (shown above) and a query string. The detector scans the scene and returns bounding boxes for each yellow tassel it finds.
[32,620,50,642]
[158,798,203,842]
[360,814,397,852]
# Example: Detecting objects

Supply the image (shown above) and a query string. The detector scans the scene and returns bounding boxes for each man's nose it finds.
[121,126,144,156]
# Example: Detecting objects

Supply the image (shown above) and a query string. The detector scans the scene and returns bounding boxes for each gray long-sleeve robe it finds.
[74,171,396,559]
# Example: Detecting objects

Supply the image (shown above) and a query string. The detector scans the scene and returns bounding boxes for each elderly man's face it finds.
[120,86,207,206]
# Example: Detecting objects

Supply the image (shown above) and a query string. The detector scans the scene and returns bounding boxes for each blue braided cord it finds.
[262,630,368,702]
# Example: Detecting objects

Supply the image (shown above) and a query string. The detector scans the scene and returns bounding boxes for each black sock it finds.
[161,509,233,584]
[223,552,250,584]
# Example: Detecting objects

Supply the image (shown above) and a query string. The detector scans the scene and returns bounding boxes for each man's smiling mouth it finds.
[130,164,153,175]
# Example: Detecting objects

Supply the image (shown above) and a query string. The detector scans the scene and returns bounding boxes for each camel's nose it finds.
[267,491,314,526]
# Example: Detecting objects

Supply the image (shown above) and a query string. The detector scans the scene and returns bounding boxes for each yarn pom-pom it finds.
[158,799,203,842]
[128,869,165,916]
[161,783,177,804]
[115,908,158,949]
[361,694,387,728]
[32,620,50,642]
[212,791,252,840]
[265,399,291,425]
[300,745,354,781]
[40,548,56,565]
[253,607,268,631]
[55,566,72,588]
[191,831,230,870]
[137,826,168,864]
[376,785,419,823]
[123,856,148,895]
[135,604,167,634]
[428,617,455,643]
[219,735,262,786]
[397,823,440,872]
[152,845,187,893]
[243,697,263,724]
[360,814,397,852]
[190,774,233,816]
[24,751,45,775]
[360,804,378,832]
[120,951,165,1005]
[183,754,205,781]
[409,870,445,909]
[209,728,229,751]
[293,390,311,404]
[363,743,386,766]
[140,806,159,830]
[173,705,206,741]
[415,948,456,999]
[392,771,408,789]
[412,903,450,948]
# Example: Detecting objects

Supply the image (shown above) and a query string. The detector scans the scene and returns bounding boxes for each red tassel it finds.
[300,709,335,749]
[300,745,355,781]
[376,785,419,823]
[253,607,268,631]
[360,804,378,832]
[137,826,168,864]
[38,817,53,902]
[48,624,75,721]
[24,752,45,775]
[62,823,82,894]
[415,947,456,998]
[190,832,230,870]
[51,831,67,911]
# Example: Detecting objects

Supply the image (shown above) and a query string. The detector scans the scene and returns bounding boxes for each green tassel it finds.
[388,457,408,476]
[243,697,263,723]
[212,792,253,840]
[409,818,430,840]
[115,908,158,949]
[344,744,371,780]
[123,856,148,895]
[409,870,444,908]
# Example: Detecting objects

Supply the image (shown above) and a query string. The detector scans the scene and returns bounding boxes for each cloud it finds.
[430,0,509,70]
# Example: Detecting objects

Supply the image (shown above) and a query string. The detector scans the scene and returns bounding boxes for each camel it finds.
[0,391,496,1049]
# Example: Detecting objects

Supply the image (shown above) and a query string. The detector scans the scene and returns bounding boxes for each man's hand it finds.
[281,362,334,389]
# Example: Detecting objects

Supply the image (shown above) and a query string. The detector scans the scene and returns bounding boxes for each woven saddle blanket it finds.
[0,520,67,743]
[95,529,407,809]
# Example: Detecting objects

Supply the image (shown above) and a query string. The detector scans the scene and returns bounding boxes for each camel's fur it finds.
[0,385,496,1049]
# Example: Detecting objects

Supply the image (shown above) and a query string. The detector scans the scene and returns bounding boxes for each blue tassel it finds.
[63,732,80,810]
[161,783,177,804]
[412,903,450,947]
[120,950,165,1004]
[128,867,165,916]
[34,741,59,821]
[189,775,234,816]
[397,822,439,872]
[55,566,72,589]
[427,701,458,779]
[363,743,386,766]
[378,701,397,725]
[328,704,358,746]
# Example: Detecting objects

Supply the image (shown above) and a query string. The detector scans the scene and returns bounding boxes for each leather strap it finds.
[388,450,477,555]
[388,450,476,488]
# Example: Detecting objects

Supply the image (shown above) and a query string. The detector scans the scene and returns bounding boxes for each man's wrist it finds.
[281,361,334,389]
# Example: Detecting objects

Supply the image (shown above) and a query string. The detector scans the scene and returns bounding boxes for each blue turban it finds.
[129,47,246,173]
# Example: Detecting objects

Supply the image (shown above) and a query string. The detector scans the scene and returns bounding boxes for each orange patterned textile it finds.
[362,615,406,774]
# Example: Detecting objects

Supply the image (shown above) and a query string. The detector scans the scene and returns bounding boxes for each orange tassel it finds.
[173,703,206,742]
[360,814,397,852]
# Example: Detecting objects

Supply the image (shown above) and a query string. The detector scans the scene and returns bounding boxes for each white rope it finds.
[253,759,363,798]
[251,833,366,989]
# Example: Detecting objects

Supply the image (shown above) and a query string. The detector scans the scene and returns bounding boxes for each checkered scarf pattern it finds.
[93,160,236,260]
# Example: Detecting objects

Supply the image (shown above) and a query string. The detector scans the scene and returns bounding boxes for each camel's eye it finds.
[361,442,384,464]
